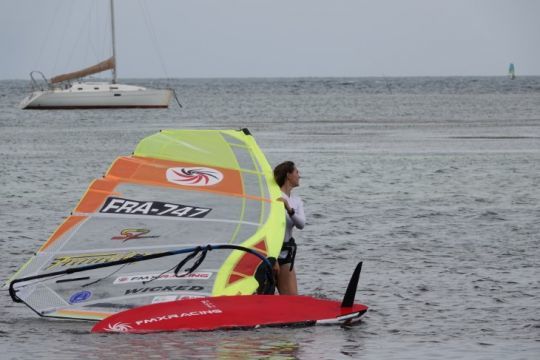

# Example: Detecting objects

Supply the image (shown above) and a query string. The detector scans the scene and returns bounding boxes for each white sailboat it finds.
[20,0,172,110]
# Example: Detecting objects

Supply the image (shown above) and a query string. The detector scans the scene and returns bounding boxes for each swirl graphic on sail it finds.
[166,167,224,186]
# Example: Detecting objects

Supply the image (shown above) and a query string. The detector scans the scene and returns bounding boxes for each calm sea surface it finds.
[1,77,539,359]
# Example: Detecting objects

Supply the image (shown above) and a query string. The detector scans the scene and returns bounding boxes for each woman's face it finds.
[287,167,300,187]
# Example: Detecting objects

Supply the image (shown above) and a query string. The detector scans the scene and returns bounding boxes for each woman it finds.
[273,161,305,295]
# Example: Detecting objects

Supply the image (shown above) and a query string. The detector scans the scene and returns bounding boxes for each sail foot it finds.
[50,57,115,84]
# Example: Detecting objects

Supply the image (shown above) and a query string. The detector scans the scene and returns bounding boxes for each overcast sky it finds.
[1,0,539,79]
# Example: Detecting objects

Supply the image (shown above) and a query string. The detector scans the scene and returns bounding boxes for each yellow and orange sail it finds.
[8,129,284,320]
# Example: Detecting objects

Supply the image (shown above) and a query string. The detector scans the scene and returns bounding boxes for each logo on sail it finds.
[46,252,147,270]
[111,229,159,242]
[100,197,212,218]
[69,290,92,304]
[166,167,223,186]
[114,272,212,284]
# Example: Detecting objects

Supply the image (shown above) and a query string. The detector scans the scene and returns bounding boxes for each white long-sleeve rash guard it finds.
[281,192,305,242]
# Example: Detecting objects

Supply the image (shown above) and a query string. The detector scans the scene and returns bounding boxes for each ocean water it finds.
[0,77,539,359]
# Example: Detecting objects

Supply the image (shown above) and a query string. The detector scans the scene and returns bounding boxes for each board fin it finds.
[340,261,362,308]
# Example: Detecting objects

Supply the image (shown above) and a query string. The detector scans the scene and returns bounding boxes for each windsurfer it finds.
[273,161,305,295]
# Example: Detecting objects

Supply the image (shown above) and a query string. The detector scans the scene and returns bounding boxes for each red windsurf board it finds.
[92,295,368,333]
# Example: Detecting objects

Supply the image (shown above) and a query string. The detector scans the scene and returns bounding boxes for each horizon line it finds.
[2,74,539,81]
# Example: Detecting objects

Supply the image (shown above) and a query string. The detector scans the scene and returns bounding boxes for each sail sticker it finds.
[111,229,159,242]
[69,290,92,304]
[100,197,212,218]
[124,285,204,296]
[166,167,223,187]
[114,272,212,284]
[46,252,148,270]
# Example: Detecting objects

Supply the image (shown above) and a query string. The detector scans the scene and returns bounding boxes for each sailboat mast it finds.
[110,0,117,83]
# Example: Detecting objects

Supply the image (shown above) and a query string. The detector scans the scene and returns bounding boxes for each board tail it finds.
[340,261,362,308]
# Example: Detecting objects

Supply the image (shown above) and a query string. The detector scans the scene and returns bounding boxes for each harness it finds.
[279,237,297,271]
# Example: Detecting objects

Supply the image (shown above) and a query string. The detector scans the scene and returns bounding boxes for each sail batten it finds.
[50,57,116,84]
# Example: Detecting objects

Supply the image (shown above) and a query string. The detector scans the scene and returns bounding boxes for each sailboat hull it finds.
[20,86,172,109]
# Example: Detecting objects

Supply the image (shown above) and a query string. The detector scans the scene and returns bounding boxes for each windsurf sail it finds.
[508,63,516,80]
[6,129,285,320]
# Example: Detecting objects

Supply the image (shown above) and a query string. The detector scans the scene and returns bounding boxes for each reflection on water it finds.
[82,330,300,360]
[214,335,299,359]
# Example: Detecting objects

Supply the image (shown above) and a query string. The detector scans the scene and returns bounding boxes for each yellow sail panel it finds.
[50,57,115,84]
[135,130,243,169]
[134,129,285,295]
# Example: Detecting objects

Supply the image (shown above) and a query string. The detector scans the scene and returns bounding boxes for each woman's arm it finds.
[290,197,305,229]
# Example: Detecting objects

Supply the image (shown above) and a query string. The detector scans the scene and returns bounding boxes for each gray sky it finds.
[1,0,539,79]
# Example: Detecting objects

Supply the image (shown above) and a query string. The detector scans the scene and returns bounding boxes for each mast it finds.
[110,0,117,83]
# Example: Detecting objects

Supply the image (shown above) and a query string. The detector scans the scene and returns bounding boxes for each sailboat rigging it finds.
[20,0,172,110]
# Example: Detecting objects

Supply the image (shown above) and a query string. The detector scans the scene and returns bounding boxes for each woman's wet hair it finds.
[273,161,296,187]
